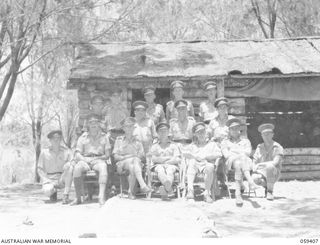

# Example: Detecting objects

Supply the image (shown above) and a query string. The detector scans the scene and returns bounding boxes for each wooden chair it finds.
[145,155,182,199]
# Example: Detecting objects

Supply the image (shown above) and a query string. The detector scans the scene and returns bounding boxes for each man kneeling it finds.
[221,118,261,206]
[184,122,222,203]
[72,114,111,206]
[252,123,284,201]
[149,123,181,199]
[38,130,73,204]
[113,117,152,199]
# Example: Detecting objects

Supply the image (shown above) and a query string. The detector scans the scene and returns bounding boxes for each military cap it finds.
[174,99,188,108]
[143,86,156,95]
[214,97,229,108]
[226,118,242,128]
[170,80,185,90]
[192,122,206,133]
[133,100,148,110]
[47,130,62,139]
[121,117,136,127]
[156,122,170,132]
[258,123,275,134]
[90,94,105,104]
[87,114,102,123]
[203,81,217,91]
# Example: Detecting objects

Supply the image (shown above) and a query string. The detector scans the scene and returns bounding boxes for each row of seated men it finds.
[38,100,284,207]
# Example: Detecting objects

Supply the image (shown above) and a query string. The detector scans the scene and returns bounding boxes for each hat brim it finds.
[261,129,274,134]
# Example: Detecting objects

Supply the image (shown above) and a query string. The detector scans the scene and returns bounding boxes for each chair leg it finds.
[119,175,123,198]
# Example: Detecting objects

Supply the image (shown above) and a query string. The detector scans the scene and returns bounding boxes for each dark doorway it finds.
[131,88,171,116]
[245,97,320,148]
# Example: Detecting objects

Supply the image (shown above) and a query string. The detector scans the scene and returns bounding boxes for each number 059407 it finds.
[300,239,318,243]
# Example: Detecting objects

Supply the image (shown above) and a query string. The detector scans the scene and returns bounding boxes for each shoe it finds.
[159,186,168,200]
[70,198,82,206]
[235,194,243,206]
[266,191,274,201]
[49,192,57,202]
[99,197,106,206]
[128,193,136,200]
[167,189,175,198]
[186,189,194,200]
[140,186,152,194]
[204,194,214,203]
[62,194,70,205]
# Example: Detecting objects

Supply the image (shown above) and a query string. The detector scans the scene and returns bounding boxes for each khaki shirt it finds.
[169,117,196,141]
[208,115,235,142]
[113,135,144,159]
[188,141,222,166]
[76,131,111,157]
[133,118,157,153]
[38,146,72,181]
[221,137,252,159]
[253,141,284,169]
[104,102,129,130]
[166,100,195,121]
[146,103,166,125]
[199,100,218,122]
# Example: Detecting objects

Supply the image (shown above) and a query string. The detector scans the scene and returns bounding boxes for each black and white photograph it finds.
[0,0,320,242]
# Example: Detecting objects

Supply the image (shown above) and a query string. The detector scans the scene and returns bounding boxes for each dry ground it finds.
[0,181,319,238]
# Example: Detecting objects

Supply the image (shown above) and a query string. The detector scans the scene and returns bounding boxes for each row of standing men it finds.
[38,80,284,206]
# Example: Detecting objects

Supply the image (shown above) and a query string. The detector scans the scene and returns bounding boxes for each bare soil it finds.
[0,181,319,238]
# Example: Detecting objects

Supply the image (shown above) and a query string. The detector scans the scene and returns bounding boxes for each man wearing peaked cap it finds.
[149,122,181,200]
[183,121,222,203]
[104,87,129,135]
[38,129,74,204]
[169,99,195,146]
[199,81,218,123]
[143,86,166,125]
[72,113,111,206]
[220,117,261,206]
[132,100,157,154]
[113,116,152,199]
[252,123,284,201]
[208,97,234,143]
[166,80,194,121]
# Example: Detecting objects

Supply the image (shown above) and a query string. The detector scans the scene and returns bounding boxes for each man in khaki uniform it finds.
[149,123,181,199]
[72,114,111,206]
[82,95,108,133]
[169,100,196,145]
[199,81,218,124]
[166,80,194,121]
[113,117,152,199]
[38,130,73,204]
[143,86,166,125]
[252,123,284,201]
[133,100,157,154]
[208,97,234,143]
[183,122,222,203]
[221,118,261,206]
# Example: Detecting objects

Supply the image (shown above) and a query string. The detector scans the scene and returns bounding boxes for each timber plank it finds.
[284,148,320,155]
[280,170,320,180]
[283,155,320,165]
[282,164,320,172]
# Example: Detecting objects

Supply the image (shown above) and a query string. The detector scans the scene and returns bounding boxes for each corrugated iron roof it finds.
[69,37,320,81]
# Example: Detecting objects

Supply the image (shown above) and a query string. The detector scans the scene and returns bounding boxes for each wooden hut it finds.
[68,37,320,181]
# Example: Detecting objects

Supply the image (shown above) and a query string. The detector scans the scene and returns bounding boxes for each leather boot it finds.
[70,177,82,206]
[50,191,57,202]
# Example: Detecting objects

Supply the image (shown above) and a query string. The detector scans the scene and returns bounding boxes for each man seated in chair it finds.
[149,123,181,200]
[38,130,73,204]
[183,122,222,203]
[72,114,111,206]
[113,117,152,200]
[252,123,284,201]
[221,118,261,206]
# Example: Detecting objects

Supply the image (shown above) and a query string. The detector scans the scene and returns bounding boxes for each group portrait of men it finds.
[38,80,284,207]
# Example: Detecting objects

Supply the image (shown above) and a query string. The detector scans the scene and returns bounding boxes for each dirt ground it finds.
[0,181,319,238]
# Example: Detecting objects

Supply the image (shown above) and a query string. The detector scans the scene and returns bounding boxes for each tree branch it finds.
[251,0,269,38]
